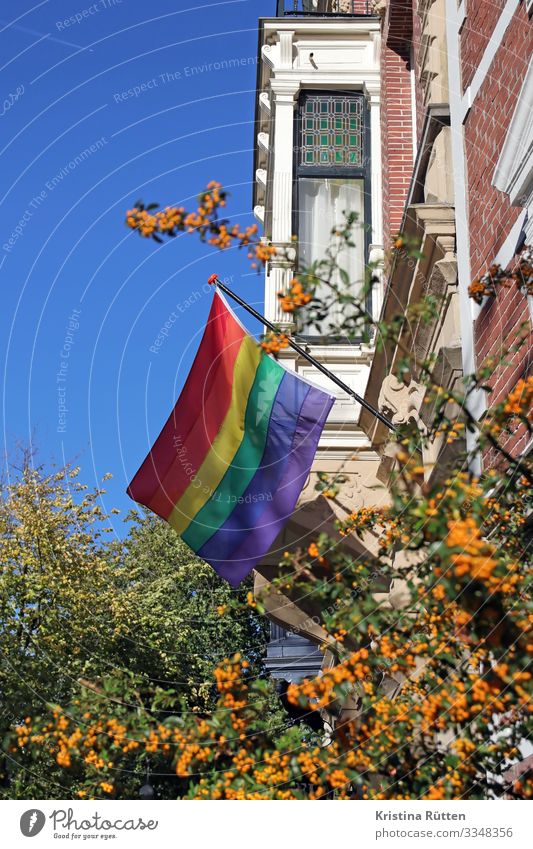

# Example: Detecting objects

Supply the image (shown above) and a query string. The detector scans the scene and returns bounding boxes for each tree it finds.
[1,459,277,799]
[0,459,118,797]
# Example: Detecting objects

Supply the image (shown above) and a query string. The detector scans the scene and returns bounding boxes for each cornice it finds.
[260,18,380,36]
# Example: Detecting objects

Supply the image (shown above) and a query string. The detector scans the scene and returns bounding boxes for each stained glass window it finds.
[299,94,364,167]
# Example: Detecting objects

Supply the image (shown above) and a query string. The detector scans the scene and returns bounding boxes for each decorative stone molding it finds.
[258,91,271,116]
[368,245,384,265]
[261,43,275,71]
[279,29,295,69]
[424,127,454,204]
[378,373,426,429]
[298,466,386,517]
[376,440,398,485]
[336,472,382,512]
[360,202,458,450]
[255,170,267,208]
[269,79,300,107]
[269,241,297,266]
[434,238,458,286]
[413,262,458,362]
[257,131,269,153]
[256,168,267,189]
[417,0,449,107]
[411,202,455,239]
[262,30,295,71]
[371,0,387,17]
[428,346,462,405]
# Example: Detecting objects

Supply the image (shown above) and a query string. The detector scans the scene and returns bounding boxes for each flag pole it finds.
[207,275,397,433]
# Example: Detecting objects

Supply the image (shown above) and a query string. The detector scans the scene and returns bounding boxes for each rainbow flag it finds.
[127,291,334,586]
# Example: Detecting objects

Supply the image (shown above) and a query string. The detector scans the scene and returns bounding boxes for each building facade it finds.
[253,2,388,682]
[447,0,533,460]
[252,0,532,683]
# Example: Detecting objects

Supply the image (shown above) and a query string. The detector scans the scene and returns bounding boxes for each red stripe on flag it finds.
[127,292,245,516]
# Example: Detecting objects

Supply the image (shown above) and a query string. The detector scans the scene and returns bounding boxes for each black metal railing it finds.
[264,624,323,684]
[276,0,373,15]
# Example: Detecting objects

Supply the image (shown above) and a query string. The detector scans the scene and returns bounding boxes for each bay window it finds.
[295,91,371,338]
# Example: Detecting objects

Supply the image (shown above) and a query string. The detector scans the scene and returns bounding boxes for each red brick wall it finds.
[477,292,532,462]
[381,2,415,246]
[464,4,532,276]
[460,0,507,91]
[475,286,532,404]
[464,3,533,461]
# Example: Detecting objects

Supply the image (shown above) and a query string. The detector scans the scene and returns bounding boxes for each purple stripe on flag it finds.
[206,386,334,587]
[197,373,309,562]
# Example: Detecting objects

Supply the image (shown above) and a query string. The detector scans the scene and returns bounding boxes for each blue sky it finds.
[1,0,269,530]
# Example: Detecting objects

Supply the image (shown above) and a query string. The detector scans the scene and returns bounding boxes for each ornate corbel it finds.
[378,372,426,431]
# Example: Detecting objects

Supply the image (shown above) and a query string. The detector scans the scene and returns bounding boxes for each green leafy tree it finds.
[1,458,277,799]
[110,508,270,709]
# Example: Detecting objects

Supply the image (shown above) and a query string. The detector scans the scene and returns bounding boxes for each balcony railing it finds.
[276,0,373,15]
[265,624,323,683]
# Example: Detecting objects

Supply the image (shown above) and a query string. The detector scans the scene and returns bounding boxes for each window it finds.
[298,178,365,332]
[295,92,370,339]
[300,94,364,167]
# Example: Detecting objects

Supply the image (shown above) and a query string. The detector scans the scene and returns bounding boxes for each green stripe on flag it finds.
[182,353,284,551]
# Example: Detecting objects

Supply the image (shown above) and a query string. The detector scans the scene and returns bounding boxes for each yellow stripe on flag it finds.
[167,334,261,535]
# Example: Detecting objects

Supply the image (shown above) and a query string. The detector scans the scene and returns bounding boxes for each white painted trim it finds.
[492,57,533,323]
[410,63,417,158]
[457,0,468,31]
[464,212,528,312]
[254,18,383,449]
[446,0,486,472]
[492,212,532,327]
[492,209,527,267]
[458,0,520,122]
[262,20,381,36]
[461,84,472,123]
[369,93,383,251]
[213,290,336,399]
[493,56,533,211]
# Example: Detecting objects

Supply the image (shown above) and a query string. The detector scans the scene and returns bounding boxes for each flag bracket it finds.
[207,275,397,433]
